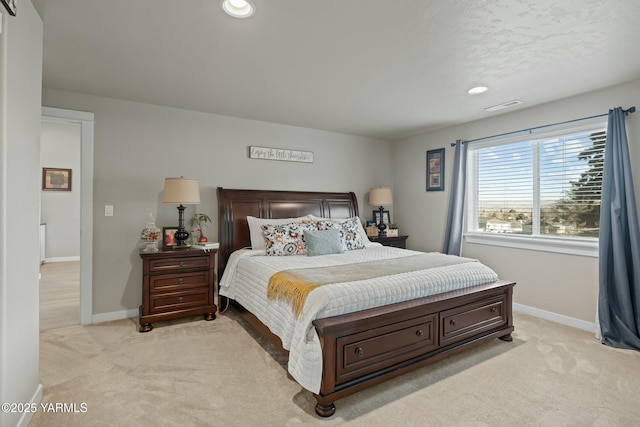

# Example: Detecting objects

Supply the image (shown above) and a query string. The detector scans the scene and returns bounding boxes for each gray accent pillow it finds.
[304,229,344,256]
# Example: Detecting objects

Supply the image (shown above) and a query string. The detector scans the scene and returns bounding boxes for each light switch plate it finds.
[105,205,114,216]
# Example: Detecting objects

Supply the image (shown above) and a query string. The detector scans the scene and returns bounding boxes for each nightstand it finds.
[369,234,408,249]
[139,248,217,332]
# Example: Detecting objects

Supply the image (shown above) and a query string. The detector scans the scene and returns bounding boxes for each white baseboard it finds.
[513,303,596,333]
[92,308,138,324]
[44,256,81,263]
[16,384,42,427]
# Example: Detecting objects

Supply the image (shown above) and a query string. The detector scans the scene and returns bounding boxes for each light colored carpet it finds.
[39,261,80,331]
[30,310,640,427]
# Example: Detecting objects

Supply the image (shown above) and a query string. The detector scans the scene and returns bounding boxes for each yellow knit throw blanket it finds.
[267,253,475,317]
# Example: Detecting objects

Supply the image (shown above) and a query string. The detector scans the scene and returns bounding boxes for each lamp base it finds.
[377,224,387,235]
[174,204,191,250]
[377,205,387,235]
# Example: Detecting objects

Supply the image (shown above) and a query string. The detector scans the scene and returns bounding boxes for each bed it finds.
[217,188,515,417]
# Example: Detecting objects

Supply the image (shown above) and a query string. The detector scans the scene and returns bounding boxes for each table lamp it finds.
[369,187,393,235]
[163,177,201,249]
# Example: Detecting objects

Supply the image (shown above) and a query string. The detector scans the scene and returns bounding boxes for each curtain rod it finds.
[451,106,636,147]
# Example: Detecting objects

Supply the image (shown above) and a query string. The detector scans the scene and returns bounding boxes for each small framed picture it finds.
[1,0,16,16]
[42,167,72,191]
[162,227,178,250]
[373,210,390,225]
[426,148,445,191]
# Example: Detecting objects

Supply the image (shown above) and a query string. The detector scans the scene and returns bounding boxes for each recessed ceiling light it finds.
[467,86,489,95]
[221,0,255,18]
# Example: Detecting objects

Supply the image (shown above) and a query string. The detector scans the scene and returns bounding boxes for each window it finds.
[464,120,607,256]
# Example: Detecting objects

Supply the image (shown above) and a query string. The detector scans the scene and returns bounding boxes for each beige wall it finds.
[42,89,393,315]
[0,2,43,427]
[42,79,640,323]
[393,78,640,323]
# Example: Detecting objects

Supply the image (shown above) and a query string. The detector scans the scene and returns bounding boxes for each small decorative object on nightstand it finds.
[188,212,212,243]
[370,234,408,249]
[140,212,161,253]
[386,226,399,237]
[366,225,379,237]
[139,248,217,332]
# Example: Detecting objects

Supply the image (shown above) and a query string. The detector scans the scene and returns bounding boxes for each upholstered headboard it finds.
[216,187,359,278]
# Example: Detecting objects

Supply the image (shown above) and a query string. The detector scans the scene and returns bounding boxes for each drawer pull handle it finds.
[178,278,184,285]
[178,297,184,303]
[355,347,364,357]
[450,319,457,326]
[416,329,423,337]
[490,306,497,313]
[179,261,185,267]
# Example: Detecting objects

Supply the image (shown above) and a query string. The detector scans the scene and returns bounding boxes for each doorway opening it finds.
[40,119,81,329]
[40,107,94,328]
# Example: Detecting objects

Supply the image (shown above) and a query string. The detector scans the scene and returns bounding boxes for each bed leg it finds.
[498,333,513,342]
[315,401,336,417]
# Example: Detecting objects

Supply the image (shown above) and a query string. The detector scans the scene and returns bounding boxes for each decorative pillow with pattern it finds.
[308,215,373,247]
[315,217,366,251]
[247,215,312,250]
[261,221,315,256]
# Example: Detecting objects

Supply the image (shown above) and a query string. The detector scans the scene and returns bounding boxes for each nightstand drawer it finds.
[149,256,210,272]
[150,288,211,314]
[150,271,209,293]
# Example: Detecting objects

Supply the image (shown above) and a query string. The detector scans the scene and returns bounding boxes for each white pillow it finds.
[247,215,312,250]
[308,215,373,247]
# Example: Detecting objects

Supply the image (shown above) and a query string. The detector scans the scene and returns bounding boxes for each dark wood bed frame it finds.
[217,187,515,417]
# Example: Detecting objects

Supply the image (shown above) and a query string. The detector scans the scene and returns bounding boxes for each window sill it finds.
[463,233,598,257]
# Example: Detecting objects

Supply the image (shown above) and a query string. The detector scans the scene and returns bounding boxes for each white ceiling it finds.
[32,0,640,140]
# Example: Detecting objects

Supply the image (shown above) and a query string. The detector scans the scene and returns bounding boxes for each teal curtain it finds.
[443,140,467,255]
[598,107,640,350]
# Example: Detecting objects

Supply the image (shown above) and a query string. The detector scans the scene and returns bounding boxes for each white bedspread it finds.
[219,246,499,393]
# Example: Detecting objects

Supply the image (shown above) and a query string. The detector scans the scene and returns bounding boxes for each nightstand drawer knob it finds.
[416,329,423,337]
[179,261,185,267]
[178,297,184,303]
[178,278,184,285]
[450,319,457,326]
[355,347,364,357]
[490,306,497,313]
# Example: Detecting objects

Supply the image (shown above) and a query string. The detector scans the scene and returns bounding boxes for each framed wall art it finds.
[426,148,445,191]
[42,167,72,191]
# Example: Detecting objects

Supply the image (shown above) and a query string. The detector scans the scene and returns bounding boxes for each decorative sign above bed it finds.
[1,0,17,16]
[249,146,314,163]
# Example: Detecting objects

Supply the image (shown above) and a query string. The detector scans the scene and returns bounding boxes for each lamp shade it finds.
[369,187,393,206]
[163,177,201,205]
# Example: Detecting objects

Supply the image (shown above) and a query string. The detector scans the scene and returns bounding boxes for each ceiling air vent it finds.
[485,99,524,112]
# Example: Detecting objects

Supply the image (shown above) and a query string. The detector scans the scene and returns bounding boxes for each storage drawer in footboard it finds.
[440,295,507,346]
[335,313,437,385]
